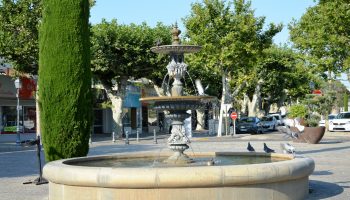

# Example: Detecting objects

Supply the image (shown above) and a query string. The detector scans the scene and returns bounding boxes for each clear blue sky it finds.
[90,0,316,45]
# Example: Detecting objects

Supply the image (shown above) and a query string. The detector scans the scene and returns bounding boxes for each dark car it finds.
[235,117,263,134]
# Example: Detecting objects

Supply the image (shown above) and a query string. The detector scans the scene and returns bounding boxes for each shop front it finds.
[122,85,142,134]
[0,75,36,134]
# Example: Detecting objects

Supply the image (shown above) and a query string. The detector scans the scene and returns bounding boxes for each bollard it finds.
[125,131,130,145]
[89,133,92,144]
[112,131,116,143]
[153,129,158,144]
[136,130,139,143]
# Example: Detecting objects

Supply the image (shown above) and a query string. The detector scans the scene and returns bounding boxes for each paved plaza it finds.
[0,130,350,200]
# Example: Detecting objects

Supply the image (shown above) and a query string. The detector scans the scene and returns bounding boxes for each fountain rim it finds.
[140,95,216,103]
[43,152,314,189]
[150,45,202,54]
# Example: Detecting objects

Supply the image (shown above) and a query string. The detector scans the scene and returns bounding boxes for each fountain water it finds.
[43,24,315,200]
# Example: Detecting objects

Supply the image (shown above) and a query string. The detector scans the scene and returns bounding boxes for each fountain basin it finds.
[43,152,314,200]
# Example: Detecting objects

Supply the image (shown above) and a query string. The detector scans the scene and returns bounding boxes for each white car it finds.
[268,113,283,126]
[260,116,277,131]
[329,112,350,132]
[319,114,338,127]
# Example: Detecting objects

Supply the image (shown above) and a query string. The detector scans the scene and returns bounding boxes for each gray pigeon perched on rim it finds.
[280,143,296,154]
[263,143,275,153]
[247,142,255,152]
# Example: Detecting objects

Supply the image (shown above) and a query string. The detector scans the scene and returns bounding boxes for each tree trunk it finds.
[241,96,248,115]
[344,92,348,111]
[102,77,128,138]
[246,94,258,116]
[107,94,123,137]
[196,109,205,130]
[245,79,263,117]
[263,101,271,116]
[218,72,231,136]
[277,90,287,112]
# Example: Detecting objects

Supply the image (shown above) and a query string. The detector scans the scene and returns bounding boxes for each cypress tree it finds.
[39,0,92,161]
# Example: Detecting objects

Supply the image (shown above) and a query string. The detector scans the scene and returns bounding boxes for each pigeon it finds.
[247,142,255,152]
[207,158,215,166]
[263,143,275,153]
[280,143,295,154]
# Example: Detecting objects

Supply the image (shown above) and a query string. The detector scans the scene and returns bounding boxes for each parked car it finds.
[319,119,325,127]
[319,114,338,127]
[281,113,289,126]
[328,114,338,121]
[260,116,277,131]
[236,117,263,134]
[269,113,283,126]
[329,112,350,132]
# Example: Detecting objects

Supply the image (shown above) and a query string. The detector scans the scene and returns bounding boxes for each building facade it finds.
[0,74,36,134]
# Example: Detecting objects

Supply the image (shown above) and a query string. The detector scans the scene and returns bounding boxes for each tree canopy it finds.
[289,0,350,79]
[183,0,282,98]
[0,0,95,75]
[0,0,41,74]
[90,20,172,136]
[90,20,171,88]
[258,45,311,113]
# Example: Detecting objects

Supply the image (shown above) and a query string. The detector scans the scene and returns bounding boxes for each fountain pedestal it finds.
[161,109,192,164]
[165,144,191,164]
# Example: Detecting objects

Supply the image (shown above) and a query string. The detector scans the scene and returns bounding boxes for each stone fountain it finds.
[43,24,315,200]
[140,23,214,164]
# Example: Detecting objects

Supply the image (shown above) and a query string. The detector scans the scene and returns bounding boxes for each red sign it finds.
[230,112,238,120]
[312,89,322,95]
[19,77,37,99]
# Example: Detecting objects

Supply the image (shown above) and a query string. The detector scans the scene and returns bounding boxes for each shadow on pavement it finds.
[318,140,343,144]
[0,150,45,179]
[299,146,350,155]
[312,170,333,176]
[307,180,344,200]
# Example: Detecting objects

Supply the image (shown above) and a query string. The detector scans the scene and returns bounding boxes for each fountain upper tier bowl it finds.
[151,45,202,54]
[43,152,314,200]
[140,96,215,110]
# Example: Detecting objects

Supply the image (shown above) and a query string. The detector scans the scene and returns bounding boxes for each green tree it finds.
[183,0,282,117]
[0,0,95,74]
[288,104,308,119]
[289,0,350,80]
[90,20,171,136]
[39,0,92,161]
[0,0,41,74]
[258,46,311,115]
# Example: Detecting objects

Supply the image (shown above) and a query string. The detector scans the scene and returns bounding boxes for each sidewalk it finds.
[0,133,37,152]
[1,131,350,200]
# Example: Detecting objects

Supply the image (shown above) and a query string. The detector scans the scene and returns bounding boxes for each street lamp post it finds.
[14,78,22,144]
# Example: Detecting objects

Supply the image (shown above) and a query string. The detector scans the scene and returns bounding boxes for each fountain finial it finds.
[172,22,181,45]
